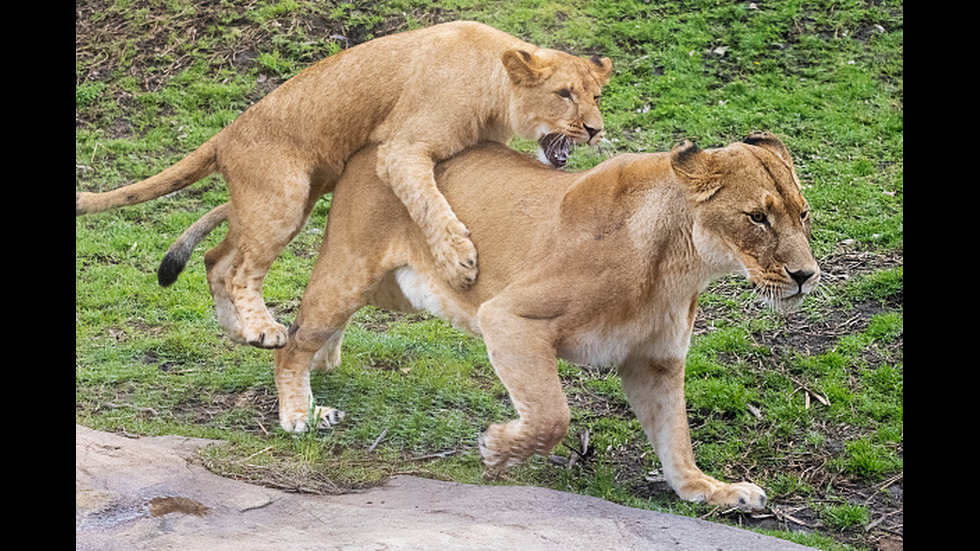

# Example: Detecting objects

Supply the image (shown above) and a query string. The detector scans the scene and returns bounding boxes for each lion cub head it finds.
[502,49,612,168]
[674,132,820,311]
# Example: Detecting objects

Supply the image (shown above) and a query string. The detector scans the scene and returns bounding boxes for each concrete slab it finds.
[76,425,815,550]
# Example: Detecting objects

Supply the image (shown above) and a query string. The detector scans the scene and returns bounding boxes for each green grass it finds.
[77,2,902,550]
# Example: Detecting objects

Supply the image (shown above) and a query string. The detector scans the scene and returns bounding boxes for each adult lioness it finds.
[268,132,819,511]
[75,21,611,349]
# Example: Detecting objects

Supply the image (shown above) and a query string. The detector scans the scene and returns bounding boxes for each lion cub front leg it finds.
[619,355,767,511]
[377,143,478,290]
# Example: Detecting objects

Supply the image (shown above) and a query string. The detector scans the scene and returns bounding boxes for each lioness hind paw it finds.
[280,407,346,433]
[312,406,345,429]
[719,482,767,512]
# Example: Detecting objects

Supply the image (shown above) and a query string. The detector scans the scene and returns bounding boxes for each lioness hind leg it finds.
[272,238,390,432]
[476,301,570,471]
[311,323,347,372]
[274,328,348,433]
[619,355,767,511]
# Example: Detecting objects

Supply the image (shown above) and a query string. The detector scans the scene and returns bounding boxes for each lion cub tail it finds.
[158,202,229,287]
[76,136,219,216]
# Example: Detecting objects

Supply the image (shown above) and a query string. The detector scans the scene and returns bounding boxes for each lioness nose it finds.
[585,125,602,140]
[788,269,816,287]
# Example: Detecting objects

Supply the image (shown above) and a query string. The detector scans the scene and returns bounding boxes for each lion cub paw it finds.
[241,319,289,349]
[280,406,345,433]
[434,226,479,290]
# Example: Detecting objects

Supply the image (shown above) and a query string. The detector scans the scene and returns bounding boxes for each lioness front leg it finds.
[619,355,767,511]
[477,300,570,471]
[378,142,478,290]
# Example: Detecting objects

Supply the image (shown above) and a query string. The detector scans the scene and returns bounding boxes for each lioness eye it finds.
[556,88,572,99]
[800,210,809,221]
[594,95,601,105]
[749,212,768,225]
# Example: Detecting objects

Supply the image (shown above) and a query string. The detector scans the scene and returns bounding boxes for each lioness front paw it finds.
[478,429,523,472]
[678,479,767,512]
[279,406,345,433]
[711,481,767,512]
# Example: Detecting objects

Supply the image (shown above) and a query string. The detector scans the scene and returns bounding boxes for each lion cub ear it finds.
[589,56,613,85]
[502,49,554,86]
[671,141,721,203]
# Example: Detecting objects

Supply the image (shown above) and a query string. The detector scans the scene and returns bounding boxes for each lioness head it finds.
[502,48,612,168]
[673,132,820,311]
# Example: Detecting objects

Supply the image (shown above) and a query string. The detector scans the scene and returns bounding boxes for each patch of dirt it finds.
[76,0,452,132]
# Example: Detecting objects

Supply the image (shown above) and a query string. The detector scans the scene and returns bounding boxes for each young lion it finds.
[267,132,818,511]
[75,21,612,350]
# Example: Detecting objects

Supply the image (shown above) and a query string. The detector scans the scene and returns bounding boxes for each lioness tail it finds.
[76,136,219,215]
[158,203,229,287]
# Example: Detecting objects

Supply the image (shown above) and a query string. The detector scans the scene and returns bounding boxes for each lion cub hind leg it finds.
[619,355,767,511]
[476,300,571,471]
[205,235,291,349]
[220,162,319,349]
[203,233,246,342]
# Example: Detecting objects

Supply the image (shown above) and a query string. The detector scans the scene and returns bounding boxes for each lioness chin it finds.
[75,21,611,350]
[260,132,817,512]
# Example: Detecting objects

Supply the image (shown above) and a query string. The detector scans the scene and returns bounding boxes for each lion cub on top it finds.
[76,21,611,349]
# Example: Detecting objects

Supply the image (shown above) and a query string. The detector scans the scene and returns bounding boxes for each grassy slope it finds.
[76,2,902,550]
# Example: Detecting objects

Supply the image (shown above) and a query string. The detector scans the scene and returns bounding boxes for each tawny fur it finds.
[76,21,611,350]
[266,132,819,511]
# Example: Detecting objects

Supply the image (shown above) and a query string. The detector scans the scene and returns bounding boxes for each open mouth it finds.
[538,133,571,168]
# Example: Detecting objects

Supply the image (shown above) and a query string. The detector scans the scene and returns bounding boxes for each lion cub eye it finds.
[556,88,572,99]
[749,211,769,225]
[800,210,810,221]
[594,95,602,106]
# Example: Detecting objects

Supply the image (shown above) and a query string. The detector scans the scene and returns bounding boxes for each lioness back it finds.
[333,143,623,321]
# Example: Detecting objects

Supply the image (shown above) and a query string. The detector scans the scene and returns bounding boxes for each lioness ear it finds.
[743,131,802,190]
[502,49,553,86]
[671,141,721,202]
[589,55,613,85]
[743,131,792,165]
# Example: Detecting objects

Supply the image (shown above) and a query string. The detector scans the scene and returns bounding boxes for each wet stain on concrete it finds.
[148,496,209,517]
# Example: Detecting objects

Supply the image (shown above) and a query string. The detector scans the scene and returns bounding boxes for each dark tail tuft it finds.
[156,202,230,287]
[158,249,190,287]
